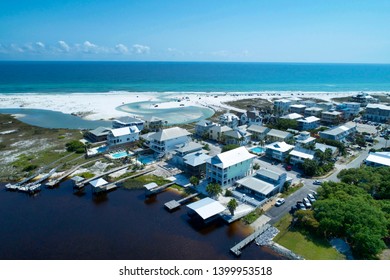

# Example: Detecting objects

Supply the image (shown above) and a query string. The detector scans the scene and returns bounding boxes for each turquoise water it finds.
[111,151,132,159]
[97,146,108,153]
[138,155,155,165]
[250,146,265,154]
[1,61,390,93]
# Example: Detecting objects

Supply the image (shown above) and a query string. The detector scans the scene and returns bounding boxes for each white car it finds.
[307,193,316,203]
[275,198,286,207]
[303,198,312,208]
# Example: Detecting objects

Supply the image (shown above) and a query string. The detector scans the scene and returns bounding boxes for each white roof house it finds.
[187,197,226,220]
[149,127,191,141]
[281,113,304,120]
[110,126,140,137]
[206,146,256,169]
[265,141,294,153]
[143,182,158,190]
[236,176,275,197]
[289,148,315,160]
[365,152,390,167]
[266,129,292,141]
[89,178,108,188]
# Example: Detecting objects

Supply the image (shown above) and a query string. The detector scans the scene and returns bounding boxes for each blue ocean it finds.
[1,61,390,93]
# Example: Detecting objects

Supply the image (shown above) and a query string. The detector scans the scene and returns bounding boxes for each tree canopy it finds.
[206,182,222,197]
[227,198,238,215]
[222,144,240,153]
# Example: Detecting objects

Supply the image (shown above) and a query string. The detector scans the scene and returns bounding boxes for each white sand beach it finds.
[0,91,368,121]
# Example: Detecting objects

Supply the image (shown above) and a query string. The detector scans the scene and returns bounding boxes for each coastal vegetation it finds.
[242,207,264,224]
[0,114,84,181]
[189,176,200,186]
[302,148,334,177]
[65,140,85,153]
[222,144,240,152]
[274,214,344,260]
[227,198,238,215]
[294,167,390,259]
[205,182,222,197]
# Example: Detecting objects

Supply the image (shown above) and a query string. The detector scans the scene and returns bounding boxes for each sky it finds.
[0,0,389,63]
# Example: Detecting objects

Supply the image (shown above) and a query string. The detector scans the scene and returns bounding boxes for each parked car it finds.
[285,165,292,171]
[289,205,297,214]
[303,198,312,208]
[296,201,306,210]
[313,180,322,185]
[275,198,285,207]
[311,190,318,198]
[307,193,316,203]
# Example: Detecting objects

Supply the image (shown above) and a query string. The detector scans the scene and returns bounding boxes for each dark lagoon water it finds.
[0,181,285,260]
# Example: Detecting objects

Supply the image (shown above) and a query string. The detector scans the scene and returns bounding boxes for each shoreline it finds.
[1,91,388,121]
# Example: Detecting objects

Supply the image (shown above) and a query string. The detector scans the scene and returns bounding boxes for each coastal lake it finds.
[0,181,285,260]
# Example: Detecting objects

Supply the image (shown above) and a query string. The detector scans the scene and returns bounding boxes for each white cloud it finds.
[83,41,99,53]
[35,42,45,49]
[57,40,70,52]
[132,44,150,54]
[115,44,128,54]
[10,44,24,53]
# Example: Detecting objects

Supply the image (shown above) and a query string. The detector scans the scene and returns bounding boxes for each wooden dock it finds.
[74,163,132,189]
[92,168,155,194]
[164,193,199,211]
[46,158,100,187]
[230,224,271,257]
[145,182,175,197]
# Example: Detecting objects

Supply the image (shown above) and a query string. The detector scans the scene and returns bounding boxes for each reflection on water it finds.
[0,181,285,260]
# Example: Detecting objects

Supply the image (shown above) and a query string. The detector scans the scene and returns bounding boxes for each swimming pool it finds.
[110,151,134,159]
[137,155,155,165]
[250,146,265,154]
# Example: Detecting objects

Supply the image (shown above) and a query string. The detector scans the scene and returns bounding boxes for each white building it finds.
[219,113,239,128]
[206,147,255,188]
[266,129,293,143]
[336,102,360,119]
[289,147,315,165]
[195,120,215,137]
[297,116,321,131]
[274,99,292,115]
[295,131,316,146]
[319,122,357,141]
[304,107,323,117]
[107,126,140,146]
[235,169,291,200]
[148,127,191,155]
[224,127,252,146]
[365,152,390,167]
[265,141,294,161]
[207,125,232,142]
[289,104,306,115]
[365,103,390,123]
[112,116,144,131]
[352,92,378,106]
[281,113,304,120]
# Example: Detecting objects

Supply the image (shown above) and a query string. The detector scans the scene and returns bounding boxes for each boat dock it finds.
[92,168,155,194]
[230,224,271,257]
[164,193,199,211]
[5,168,56,193]
[46,158,100,187]
[74,163,132,189]
[145,182,176,197]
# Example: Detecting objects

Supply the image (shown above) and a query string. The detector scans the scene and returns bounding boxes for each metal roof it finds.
[144,182,158,190]
[89,178,108,188]
[236,176,275,196]
[187,197,226,220]
[265,141,294,153]
[206,146,255,168]
[247,124,269,133]
[256,169,281,181]
[365,152,390,167]
[88,126,111,136]
[110,126,140,137]
[183,152,211,167]
[289,149,315,160]
[267,129,292,139]
[175,142,203,154]
[149,127,191,141]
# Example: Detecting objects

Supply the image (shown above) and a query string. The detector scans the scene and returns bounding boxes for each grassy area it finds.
[280,182,304,198]
[0,114,83,181]
[121,174,171,189]
[74,172,95,179]
[273,214,345,260]
[242,208,264,224]
[225,98,272,111]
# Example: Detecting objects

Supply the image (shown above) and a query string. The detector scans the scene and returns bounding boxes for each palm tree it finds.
[227,198,238,215]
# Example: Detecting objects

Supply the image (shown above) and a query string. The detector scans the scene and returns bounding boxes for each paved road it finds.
[264,135,386,224]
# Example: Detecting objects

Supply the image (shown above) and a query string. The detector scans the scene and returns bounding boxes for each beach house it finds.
[195,120,215,138]
[265,141,294,162]
[207,125,233,142]
[112,116,144,131]
[304,107,323,118]
[107,126,140,146]
[321,111,343,125]
[365,152,390,167]
[84,126,111,143]
[294,131,316,147]
[319,122,357,141]
[235,169,290,200]
[289,147,315,165]
[219,113,239,128]
[247,125,270,141]
[266,129,293,143]
[143,116,163,131]
[364,103,390,123]
[289,104,307,115]
[148,127,191,155]
[273,99,292,115]
[224,127,252,146]
[297,116,320,131]
[206,147,255,188]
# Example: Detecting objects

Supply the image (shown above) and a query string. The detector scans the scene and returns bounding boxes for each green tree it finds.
[302,159,318,176]
[65,140,85,153]
[227,198,238,215]
[253,163,260,170]
[222,144,240,152]
[206,182,222,197]
[189,176,200,186]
